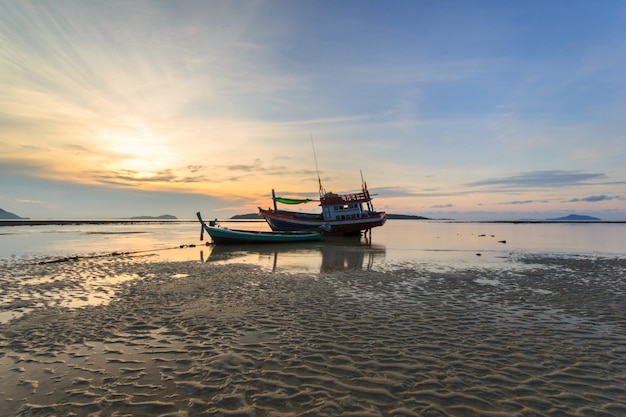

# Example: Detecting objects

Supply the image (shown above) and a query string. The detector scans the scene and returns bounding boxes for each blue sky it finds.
[1,0,625,220]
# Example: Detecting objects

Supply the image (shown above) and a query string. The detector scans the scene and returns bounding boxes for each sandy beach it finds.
[1,253,625,416]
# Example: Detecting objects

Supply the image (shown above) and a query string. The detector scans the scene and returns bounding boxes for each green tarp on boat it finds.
[273,197,313,205]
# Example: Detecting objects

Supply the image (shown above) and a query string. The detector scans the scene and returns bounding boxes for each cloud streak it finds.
[568,195,623,203]
[498,200,549,205]
[467,171,606,188]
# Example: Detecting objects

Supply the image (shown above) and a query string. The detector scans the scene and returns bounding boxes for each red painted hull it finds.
[259,208,386,236]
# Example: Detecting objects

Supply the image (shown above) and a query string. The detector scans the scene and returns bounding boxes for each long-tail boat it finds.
[197,212,323,244]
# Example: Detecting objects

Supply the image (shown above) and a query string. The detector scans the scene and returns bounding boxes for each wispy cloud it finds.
[568,195,623,203]
[467,171,606,188]
[498,199,549,205]
[369,187,419,198]
[186,165,205,174]
[95,169,208,185]
[225,159,266,172]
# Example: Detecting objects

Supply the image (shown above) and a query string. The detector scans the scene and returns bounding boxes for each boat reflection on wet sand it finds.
[200,238,386,273]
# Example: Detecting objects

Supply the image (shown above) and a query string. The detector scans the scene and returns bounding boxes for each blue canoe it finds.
[197,212,323,244]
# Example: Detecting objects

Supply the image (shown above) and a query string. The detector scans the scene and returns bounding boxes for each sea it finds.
[1,219,625,273]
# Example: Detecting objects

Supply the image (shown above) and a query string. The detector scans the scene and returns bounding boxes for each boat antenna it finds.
[311,134,325,197]
[361,170,373,210]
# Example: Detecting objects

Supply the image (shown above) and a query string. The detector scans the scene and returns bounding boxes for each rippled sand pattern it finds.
[1,255,625,416]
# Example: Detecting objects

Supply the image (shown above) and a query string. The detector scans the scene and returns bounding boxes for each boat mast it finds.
[311,134,325,197]
[361,170,374,212]
[272,189,277,211]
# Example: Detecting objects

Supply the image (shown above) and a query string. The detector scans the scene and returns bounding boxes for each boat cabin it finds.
[320,191,374,221]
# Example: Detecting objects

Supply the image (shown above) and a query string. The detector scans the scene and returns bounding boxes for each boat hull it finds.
[202,224,323,244]
[259,208,386,236]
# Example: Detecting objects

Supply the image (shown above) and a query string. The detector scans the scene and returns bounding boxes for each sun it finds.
[99,130,175,181]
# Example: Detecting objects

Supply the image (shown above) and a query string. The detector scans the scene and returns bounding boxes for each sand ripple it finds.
[1,255,625,416]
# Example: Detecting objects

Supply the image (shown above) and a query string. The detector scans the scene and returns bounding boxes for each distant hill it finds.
[546,214,601,221]
[231,213,263,219]
[387,214,430,220]
[129,214,177,220]
[0,208,26,219]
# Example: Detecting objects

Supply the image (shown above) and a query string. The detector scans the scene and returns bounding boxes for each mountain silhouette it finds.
[0,208,25,219]
[546,214,601,221]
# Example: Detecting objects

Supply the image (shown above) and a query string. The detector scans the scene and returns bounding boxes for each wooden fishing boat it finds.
[258,177,386,236]
[196,212,323,244]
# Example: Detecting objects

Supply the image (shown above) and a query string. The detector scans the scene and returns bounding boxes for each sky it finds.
[1,0,626,221]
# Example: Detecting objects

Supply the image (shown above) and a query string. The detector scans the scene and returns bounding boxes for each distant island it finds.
[0,208,26,220]
[230,213,263,219]
[129,214,177,220]
[545,214,601,221]
[387,214,430,220]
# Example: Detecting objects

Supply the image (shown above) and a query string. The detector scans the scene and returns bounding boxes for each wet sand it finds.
[1,254,625,416]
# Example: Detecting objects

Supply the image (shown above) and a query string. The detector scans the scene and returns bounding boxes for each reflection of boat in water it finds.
[319,240,384,272]
[200,238,385,272]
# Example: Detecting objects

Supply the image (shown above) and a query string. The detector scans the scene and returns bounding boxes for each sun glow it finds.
[99,130,175,178]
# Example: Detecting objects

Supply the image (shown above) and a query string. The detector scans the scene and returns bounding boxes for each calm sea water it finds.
[1,220,624,272]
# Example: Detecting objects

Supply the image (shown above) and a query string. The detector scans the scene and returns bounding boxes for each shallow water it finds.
[1,220,625,272]
[1,220,624,324]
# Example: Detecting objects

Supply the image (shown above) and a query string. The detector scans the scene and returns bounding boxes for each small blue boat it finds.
[196,212,323,244]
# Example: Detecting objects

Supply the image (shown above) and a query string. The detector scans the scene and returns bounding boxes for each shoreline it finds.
[1,218,625,227]
[1,254,625,416]
[0,219,268,227]
[0,219,193,227]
